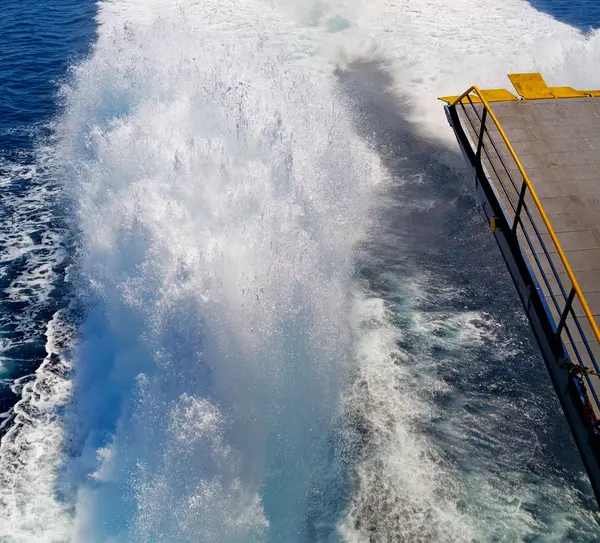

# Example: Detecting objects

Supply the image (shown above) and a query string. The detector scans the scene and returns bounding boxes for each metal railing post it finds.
[512,180,528,234]
[476,108,488,162]
[557,287,577,337]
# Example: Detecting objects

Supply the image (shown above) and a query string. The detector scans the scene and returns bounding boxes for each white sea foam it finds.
[0,309,76,542]
[0,149,72,541]
[340,294,480,541]
[0,156,65,316]
[54,3,381,541]
[261,0,600,139]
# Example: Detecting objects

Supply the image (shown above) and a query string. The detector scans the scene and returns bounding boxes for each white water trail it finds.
[344,0,600,139]
[0,310,76,542]
[55,3,381,541]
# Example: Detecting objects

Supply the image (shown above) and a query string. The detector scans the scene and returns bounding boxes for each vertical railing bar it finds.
[562,321,600,409]
[476,109,488,161]
[568,304,600,374]
[512,180,528,234]
[557,287,577,337]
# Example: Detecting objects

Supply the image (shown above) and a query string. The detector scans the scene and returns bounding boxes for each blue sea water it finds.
[1,0,600,541]
[0,0,96,151]
[529,0,600,31]
[0,0,96,418]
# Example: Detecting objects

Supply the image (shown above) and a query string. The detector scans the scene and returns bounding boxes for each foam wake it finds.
[0,310,76,542]
[54,3,382,541]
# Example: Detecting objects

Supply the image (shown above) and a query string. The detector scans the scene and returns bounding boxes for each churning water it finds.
[2,0,600,541]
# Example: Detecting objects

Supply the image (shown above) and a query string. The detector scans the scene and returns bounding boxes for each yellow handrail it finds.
[451,86,600,346]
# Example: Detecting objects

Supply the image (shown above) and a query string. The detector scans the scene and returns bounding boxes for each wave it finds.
[54,5,382,541]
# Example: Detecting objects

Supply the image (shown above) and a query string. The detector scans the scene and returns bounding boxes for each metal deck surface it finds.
[459,97,600,408]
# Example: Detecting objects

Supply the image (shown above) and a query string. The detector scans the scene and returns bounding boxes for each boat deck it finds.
[441,74,600,507]
[463,98,600,394]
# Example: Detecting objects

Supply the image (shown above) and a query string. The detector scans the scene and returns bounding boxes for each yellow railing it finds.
[450,86,600,348]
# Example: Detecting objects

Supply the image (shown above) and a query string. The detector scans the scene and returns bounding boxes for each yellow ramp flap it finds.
[439,88,518,105]
[508,73,589,99]
[550,86,587,98]
[439,74,600,105]
[508,73,554,99]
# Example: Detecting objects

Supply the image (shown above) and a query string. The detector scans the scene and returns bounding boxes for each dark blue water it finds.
[0,0,96,421]
[1,0,96,151]
[529,0,600,31]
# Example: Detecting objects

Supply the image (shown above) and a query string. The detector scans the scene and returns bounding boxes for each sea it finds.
[1,0,600,541]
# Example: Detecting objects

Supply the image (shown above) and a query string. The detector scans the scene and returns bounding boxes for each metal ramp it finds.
[441,73,600,507]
